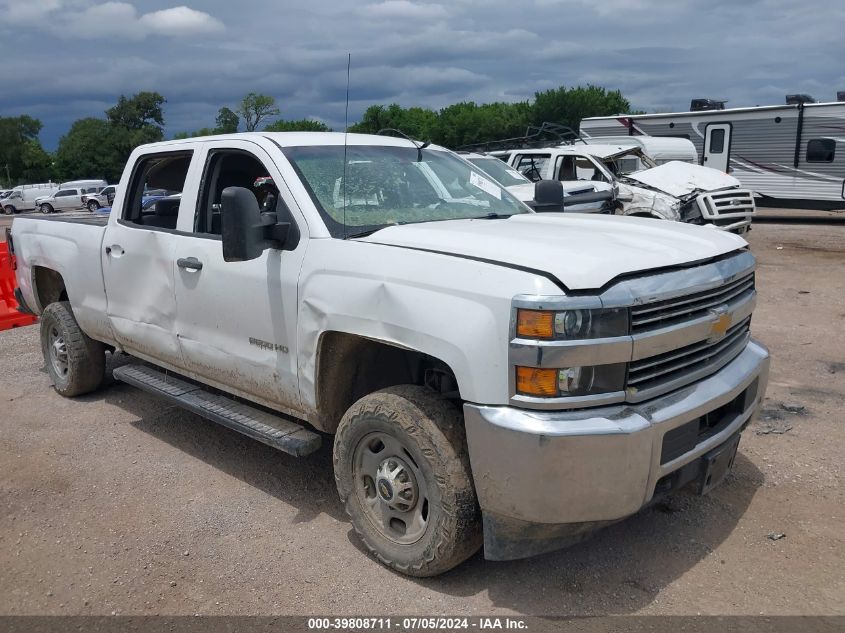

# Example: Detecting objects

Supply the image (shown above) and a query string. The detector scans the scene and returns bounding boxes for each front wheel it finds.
[4,205,16,215]
[334,385,482,577]
[40,203,54,214]
[87,200,100,211]
[40,301,106,397]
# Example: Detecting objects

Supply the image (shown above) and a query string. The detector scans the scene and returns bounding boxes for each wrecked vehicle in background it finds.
[460,152,614,214]
[9,132,769,577]
[498,144,756,233]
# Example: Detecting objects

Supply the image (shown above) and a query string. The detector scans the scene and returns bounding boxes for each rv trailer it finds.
[581,100,845,210]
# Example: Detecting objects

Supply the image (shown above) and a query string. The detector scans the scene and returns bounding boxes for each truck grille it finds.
[698,189,756,219]
[628,316,751,392]
[631,271,755,333]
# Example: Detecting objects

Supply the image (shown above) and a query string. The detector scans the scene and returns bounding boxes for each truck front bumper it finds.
[464,339,769,561]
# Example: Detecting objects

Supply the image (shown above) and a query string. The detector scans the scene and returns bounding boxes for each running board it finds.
[113,364,321,457]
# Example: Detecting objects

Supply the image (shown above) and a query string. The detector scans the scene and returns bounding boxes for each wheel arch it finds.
[309,331,461,434]
[32,266,69,312]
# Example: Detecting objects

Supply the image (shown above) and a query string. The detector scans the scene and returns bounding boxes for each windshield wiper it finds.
[472,212,512,220]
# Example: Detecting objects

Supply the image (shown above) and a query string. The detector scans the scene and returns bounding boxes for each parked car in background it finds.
[34,188,87,214]
[81,185,117,211]
[3,183,59,214]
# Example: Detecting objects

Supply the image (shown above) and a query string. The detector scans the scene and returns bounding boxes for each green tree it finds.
[0,115,53,186]
[264,118,330,132]
[435,101,531,148]
[530,85,631,131]
[54,118,126,182]
[237,93,280,132]
[349,104,438,139]
[215,107,240,134]
[105,91,166,131]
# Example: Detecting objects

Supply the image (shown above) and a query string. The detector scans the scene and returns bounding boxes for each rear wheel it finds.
[40,301,105,397]
[334,385,482,577]
[40,203,54,214]
[87,200,100,211]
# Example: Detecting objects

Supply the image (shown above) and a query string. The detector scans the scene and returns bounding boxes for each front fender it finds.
[296,240,559,413]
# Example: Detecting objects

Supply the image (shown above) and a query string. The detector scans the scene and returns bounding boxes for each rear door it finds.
[169,139,308,413]
[703,123,731,172]
[102,149,199,367]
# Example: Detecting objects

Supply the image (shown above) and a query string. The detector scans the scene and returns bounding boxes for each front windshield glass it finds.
[605,150,657,175]
[466,157,530,187]
[284,145,529,238]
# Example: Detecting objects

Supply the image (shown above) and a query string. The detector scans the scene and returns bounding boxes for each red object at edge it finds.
[0,241,38,331]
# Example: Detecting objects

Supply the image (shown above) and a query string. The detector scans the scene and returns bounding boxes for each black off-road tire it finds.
[40,301,106,397]
[40,203,54,214]
[333,385,482,577]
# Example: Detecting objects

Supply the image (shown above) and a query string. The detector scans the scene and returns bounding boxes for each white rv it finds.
[581,100,845,210]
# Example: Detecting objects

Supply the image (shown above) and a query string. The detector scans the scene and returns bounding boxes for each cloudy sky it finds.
[3,0,843,148]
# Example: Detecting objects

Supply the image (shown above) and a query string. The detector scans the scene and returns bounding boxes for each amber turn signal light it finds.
[516,309,554,339]
[515,366,559,397]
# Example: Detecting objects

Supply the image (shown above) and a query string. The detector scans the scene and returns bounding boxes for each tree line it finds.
[0,85,632,187]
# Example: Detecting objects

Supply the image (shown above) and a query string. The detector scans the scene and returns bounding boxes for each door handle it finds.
[106,245,124,257]
[177,257,203,271]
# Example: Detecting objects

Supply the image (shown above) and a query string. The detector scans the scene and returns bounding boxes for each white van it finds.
[582,136,698,165]
[2,183,59,214]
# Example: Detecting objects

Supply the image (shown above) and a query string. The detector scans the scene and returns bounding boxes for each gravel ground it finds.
[0,217,843,616]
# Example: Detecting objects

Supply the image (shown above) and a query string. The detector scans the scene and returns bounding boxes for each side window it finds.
[575,158,606,182]
[55,190,74,197]
[514,154,549,181]
[806,138,835,163]
[194,150,295,237]
[709,129,725,153]
[122,151,192,229]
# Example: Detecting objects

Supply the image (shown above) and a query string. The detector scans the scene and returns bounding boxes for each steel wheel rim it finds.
[352,431,430,545]
[48,326,69,377]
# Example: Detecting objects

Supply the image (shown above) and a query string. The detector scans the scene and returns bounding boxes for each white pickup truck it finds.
[9,132,770,576]
[498,144,756,233]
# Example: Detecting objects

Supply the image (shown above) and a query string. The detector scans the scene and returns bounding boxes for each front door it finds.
[102,150,198,367]
[704,123,731,172]
[170,140,307,414]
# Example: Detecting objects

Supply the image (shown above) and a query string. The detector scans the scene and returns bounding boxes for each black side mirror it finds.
[531,180,565,213]
[221,186,291,262]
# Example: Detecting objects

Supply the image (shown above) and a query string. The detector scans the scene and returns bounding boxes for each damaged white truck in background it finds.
[9,132,769,576]
[498,143,756,233]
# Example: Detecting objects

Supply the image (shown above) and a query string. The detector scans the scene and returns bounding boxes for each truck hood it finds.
[623,161,741,198]
[360,213,746,291]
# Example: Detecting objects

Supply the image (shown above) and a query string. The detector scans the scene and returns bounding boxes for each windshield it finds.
[604,150,657,176]
[284,145,529,238]
[466,157,530,187]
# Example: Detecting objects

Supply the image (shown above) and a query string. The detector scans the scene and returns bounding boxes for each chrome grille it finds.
[698,189,756,219]
[628,317,751,392]
[631,271,755,333]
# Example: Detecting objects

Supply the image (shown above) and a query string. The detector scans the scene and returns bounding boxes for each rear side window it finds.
[806,138,835,163]
[709,129,725,153]
[122,151,192,229]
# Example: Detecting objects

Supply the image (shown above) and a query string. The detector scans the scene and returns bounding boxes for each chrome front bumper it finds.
[464,339,770,560]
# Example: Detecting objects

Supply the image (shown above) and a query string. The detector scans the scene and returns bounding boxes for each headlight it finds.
[515,363,626,398]
[516,308,628,340]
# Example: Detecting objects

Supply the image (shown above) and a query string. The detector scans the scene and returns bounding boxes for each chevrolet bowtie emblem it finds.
[709,306,732,340]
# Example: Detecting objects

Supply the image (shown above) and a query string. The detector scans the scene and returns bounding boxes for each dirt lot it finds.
[1,215,843,616]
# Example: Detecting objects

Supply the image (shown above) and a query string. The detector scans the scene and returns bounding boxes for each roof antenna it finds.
[342,53,351,240]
